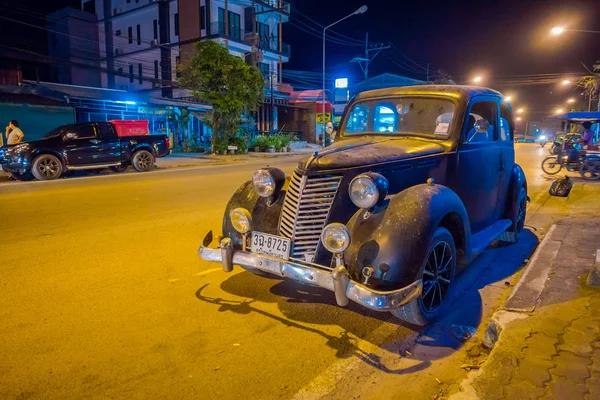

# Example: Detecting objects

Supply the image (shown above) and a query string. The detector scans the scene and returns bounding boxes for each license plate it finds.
[251,232,291,260]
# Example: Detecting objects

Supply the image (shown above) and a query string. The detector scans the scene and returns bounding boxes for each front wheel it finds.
[540,142,546,148]
[10,171,34,181]
[542,156,562,175]
[391,227,457,326]
[132,150,155,172]
[580,160,600,180]
[31,154,63,180]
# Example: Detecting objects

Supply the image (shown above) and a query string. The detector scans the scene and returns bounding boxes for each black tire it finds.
[110,165,128,173]
[131,150,155,172]
[541,156,562,175]
[31,154,63,181]
[580,160,600,181]
[10,171,34,181]
[391,227,457,326]
[540,143,546,148]
[507,186,527,239]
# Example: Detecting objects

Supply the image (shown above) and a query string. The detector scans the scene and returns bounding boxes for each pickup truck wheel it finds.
[10,171,34,181]
[391,227,456,326]
[31,154,63,181]
[110,165,128,173]
[132,150,154,172]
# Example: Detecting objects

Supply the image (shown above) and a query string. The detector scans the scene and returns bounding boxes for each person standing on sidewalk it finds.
[5,120,24,145]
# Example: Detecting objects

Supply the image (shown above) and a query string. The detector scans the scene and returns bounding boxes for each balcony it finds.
[208,22,290,58]
[256,0,290,14]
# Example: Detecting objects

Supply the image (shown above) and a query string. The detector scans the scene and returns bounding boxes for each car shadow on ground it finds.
[195,229,539,373]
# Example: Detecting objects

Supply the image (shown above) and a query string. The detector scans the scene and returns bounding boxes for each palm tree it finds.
[578,61,600,111]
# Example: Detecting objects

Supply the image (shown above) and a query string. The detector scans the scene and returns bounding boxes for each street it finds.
[0,144,585,399]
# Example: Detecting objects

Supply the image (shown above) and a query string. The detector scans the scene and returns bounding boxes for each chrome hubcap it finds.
[421,241,453,313]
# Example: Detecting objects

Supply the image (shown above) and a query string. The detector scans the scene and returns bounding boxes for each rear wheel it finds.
[110,165,128,173]
[580,160,600,180]
[542,156,562,175]
[391,227,456,326]
[31,154,63,180]
[132,150,154,172]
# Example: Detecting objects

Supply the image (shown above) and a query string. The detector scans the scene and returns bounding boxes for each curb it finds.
[482,224,558,349]
[586,249,600,287]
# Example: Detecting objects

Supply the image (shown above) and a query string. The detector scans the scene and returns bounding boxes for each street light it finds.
[562,79,571,85]
[504,95,513,102]
[555,108,564,114]
[517,108,524,114]
[551,26,565,35]
[473,76,482,84]
[322,5,368,146]
[516,117,522,122]
[567,98,576,103]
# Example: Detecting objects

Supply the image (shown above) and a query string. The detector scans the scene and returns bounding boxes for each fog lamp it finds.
[321,223,351,254]
[230,208,252,234]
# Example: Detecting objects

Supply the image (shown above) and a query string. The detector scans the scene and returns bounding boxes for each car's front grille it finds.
[279,170,343,263]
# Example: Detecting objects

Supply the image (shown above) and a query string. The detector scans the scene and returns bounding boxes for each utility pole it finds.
[350,34,390,82]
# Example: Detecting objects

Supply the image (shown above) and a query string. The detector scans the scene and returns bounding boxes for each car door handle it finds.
[91,139,101,144]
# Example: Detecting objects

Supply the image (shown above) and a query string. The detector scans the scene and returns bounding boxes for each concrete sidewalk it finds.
[452,218,600,399]
[155,148,315,168]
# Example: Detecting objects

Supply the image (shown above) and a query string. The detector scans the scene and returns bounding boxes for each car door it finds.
[63,124,104,166]
[495,104,516,220]
[455,97,501,233]
[95,122,122,164]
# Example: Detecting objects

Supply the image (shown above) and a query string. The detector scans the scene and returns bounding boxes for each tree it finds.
[578,60,600,111]
[178,41,264,152]
[433,69,456,85]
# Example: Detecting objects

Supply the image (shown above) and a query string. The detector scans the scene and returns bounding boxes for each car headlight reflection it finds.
[321,223,351,254]
[230,208,252,233]
[349,173,389,209]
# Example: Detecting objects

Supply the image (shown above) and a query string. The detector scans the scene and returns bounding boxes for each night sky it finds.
[2,0,600,120]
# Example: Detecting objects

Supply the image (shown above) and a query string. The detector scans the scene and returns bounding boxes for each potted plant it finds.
[279,134,291,153]
[252,136,267,152]
[233,136,249,155]
[266,135,278,153]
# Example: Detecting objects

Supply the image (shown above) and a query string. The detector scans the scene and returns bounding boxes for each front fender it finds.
[221,178,289,248]
[504,163,527,217]
[344,183,471,290]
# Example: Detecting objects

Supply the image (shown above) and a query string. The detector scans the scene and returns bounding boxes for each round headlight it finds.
[349,173,388,209]
[230,208,252,233]
[252,169,276,197]
[321,223,351,254]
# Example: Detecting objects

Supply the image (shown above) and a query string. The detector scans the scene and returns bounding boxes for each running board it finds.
[471,219,513,256]
[67,163,121,170]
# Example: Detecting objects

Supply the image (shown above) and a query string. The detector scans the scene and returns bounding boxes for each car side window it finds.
[67,125,96,140]
[345,104,369,134]
[465,101,497,143]
[500,104,513,141]
[97,123,117,139]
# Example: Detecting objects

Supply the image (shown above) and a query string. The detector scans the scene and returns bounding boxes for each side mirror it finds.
[65,132,77,140]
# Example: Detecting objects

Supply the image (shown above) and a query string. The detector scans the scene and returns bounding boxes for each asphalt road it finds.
[0,144,554,399]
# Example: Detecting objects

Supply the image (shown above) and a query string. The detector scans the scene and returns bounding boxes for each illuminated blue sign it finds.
[335,78,348,89]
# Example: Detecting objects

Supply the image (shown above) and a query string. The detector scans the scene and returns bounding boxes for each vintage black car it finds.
[0,122,170,181]
[198,85,528,326]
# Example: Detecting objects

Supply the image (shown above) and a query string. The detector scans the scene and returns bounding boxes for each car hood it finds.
[298,136,446,171]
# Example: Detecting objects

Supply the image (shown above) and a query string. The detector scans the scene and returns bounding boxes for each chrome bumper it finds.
[198,237,422,312]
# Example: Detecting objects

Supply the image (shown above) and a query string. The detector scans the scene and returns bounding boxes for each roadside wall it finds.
[0,102,75,143]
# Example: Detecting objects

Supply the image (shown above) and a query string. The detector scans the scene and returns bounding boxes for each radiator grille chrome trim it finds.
[278,170,343,263]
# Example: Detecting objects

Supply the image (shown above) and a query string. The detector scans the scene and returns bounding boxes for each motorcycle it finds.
[538,135,547,147]
[549,133,581,155]
[542,145,600,180]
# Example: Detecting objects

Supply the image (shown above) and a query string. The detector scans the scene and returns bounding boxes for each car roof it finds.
[354,85,503,101]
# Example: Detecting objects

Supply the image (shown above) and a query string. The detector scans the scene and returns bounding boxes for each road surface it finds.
[0,144,558,399]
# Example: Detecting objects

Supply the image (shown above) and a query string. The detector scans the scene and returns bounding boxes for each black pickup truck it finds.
[0,122,170,180]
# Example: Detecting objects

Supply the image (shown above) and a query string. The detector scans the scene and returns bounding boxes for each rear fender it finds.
[343,183,471,290]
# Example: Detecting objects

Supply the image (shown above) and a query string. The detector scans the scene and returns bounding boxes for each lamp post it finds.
[551,26,600,36]
[322,5,368,147]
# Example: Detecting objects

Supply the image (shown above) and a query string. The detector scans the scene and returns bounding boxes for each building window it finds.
[138,64,143,84]
[129,65,134,82]
[259,63,270,79]
[154,60,159,80]
[218,8,241,40]
[200,5,206,30]
[118,67,123,74]
[153,20,158,40]
[115,29,121,36]
[258,22,270,49]
[83,0,95,14]
[137,24,141,45]
[128,27,133,44]
[174,13,179,36]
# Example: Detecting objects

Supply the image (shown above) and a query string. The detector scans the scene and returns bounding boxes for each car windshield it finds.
[342,97,456,139]
[42,126,68,139]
